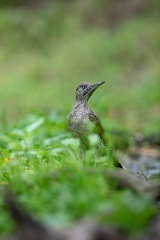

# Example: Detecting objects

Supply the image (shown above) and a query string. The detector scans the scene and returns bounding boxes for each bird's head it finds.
[75,81,105,102]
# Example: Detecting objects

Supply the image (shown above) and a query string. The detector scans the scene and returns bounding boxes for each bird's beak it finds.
[87,81,105,98]
[97,81,105,86]
[91,81,105,90]
[85,81,105,100]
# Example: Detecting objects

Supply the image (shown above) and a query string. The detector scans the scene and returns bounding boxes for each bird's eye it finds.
[76,84,87,91]
[81,85,86,89]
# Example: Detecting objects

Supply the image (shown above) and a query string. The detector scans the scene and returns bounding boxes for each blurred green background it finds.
[0,0,160,132]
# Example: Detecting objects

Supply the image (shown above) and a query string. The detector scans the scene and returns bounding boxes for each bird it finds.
[67,81,122,168]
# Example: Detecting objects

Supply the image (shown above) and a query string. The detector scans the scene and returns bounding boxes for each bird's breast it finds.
[67,109,91,138]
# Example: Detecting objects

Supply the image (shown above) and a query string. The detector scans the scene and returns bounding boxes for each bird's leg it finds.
[78,139,89,164]
[79,147,86,163]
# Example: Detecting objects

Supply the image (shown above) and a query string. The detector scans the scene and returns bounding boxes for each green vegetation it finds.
[0,1,159,238]
[0,113,157,236]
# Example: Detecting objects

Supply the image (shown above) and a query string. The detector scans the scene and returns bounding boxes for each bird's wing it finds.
[89,111,122,168]
[88,110,107,144]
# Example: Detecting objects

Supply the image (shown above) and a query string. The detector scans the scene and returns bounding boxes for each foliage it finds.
[0,113,157,236]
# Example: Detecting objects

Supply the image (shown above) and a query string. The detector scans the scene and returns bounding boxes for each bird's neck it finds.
[74,99,88,108]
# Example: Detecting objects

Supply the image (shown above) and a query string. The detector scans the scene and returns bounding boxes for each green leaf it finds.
[25,117,45,133]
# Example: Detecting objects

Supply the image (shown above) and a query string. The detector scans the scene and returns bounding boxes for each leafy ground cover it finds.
[0,113,158,237]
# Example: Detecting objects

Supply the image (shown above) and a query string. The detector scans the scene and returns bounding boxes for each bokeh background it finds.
[0,0,160,133]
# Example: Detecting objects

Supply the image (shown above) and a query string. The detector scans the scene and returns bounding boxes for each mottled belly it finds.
[68,116,94,140]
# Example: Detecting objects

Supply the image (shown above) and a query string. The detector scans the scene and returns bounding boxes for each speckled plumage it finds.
[67,81,123,168]
[67,82,106,150]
